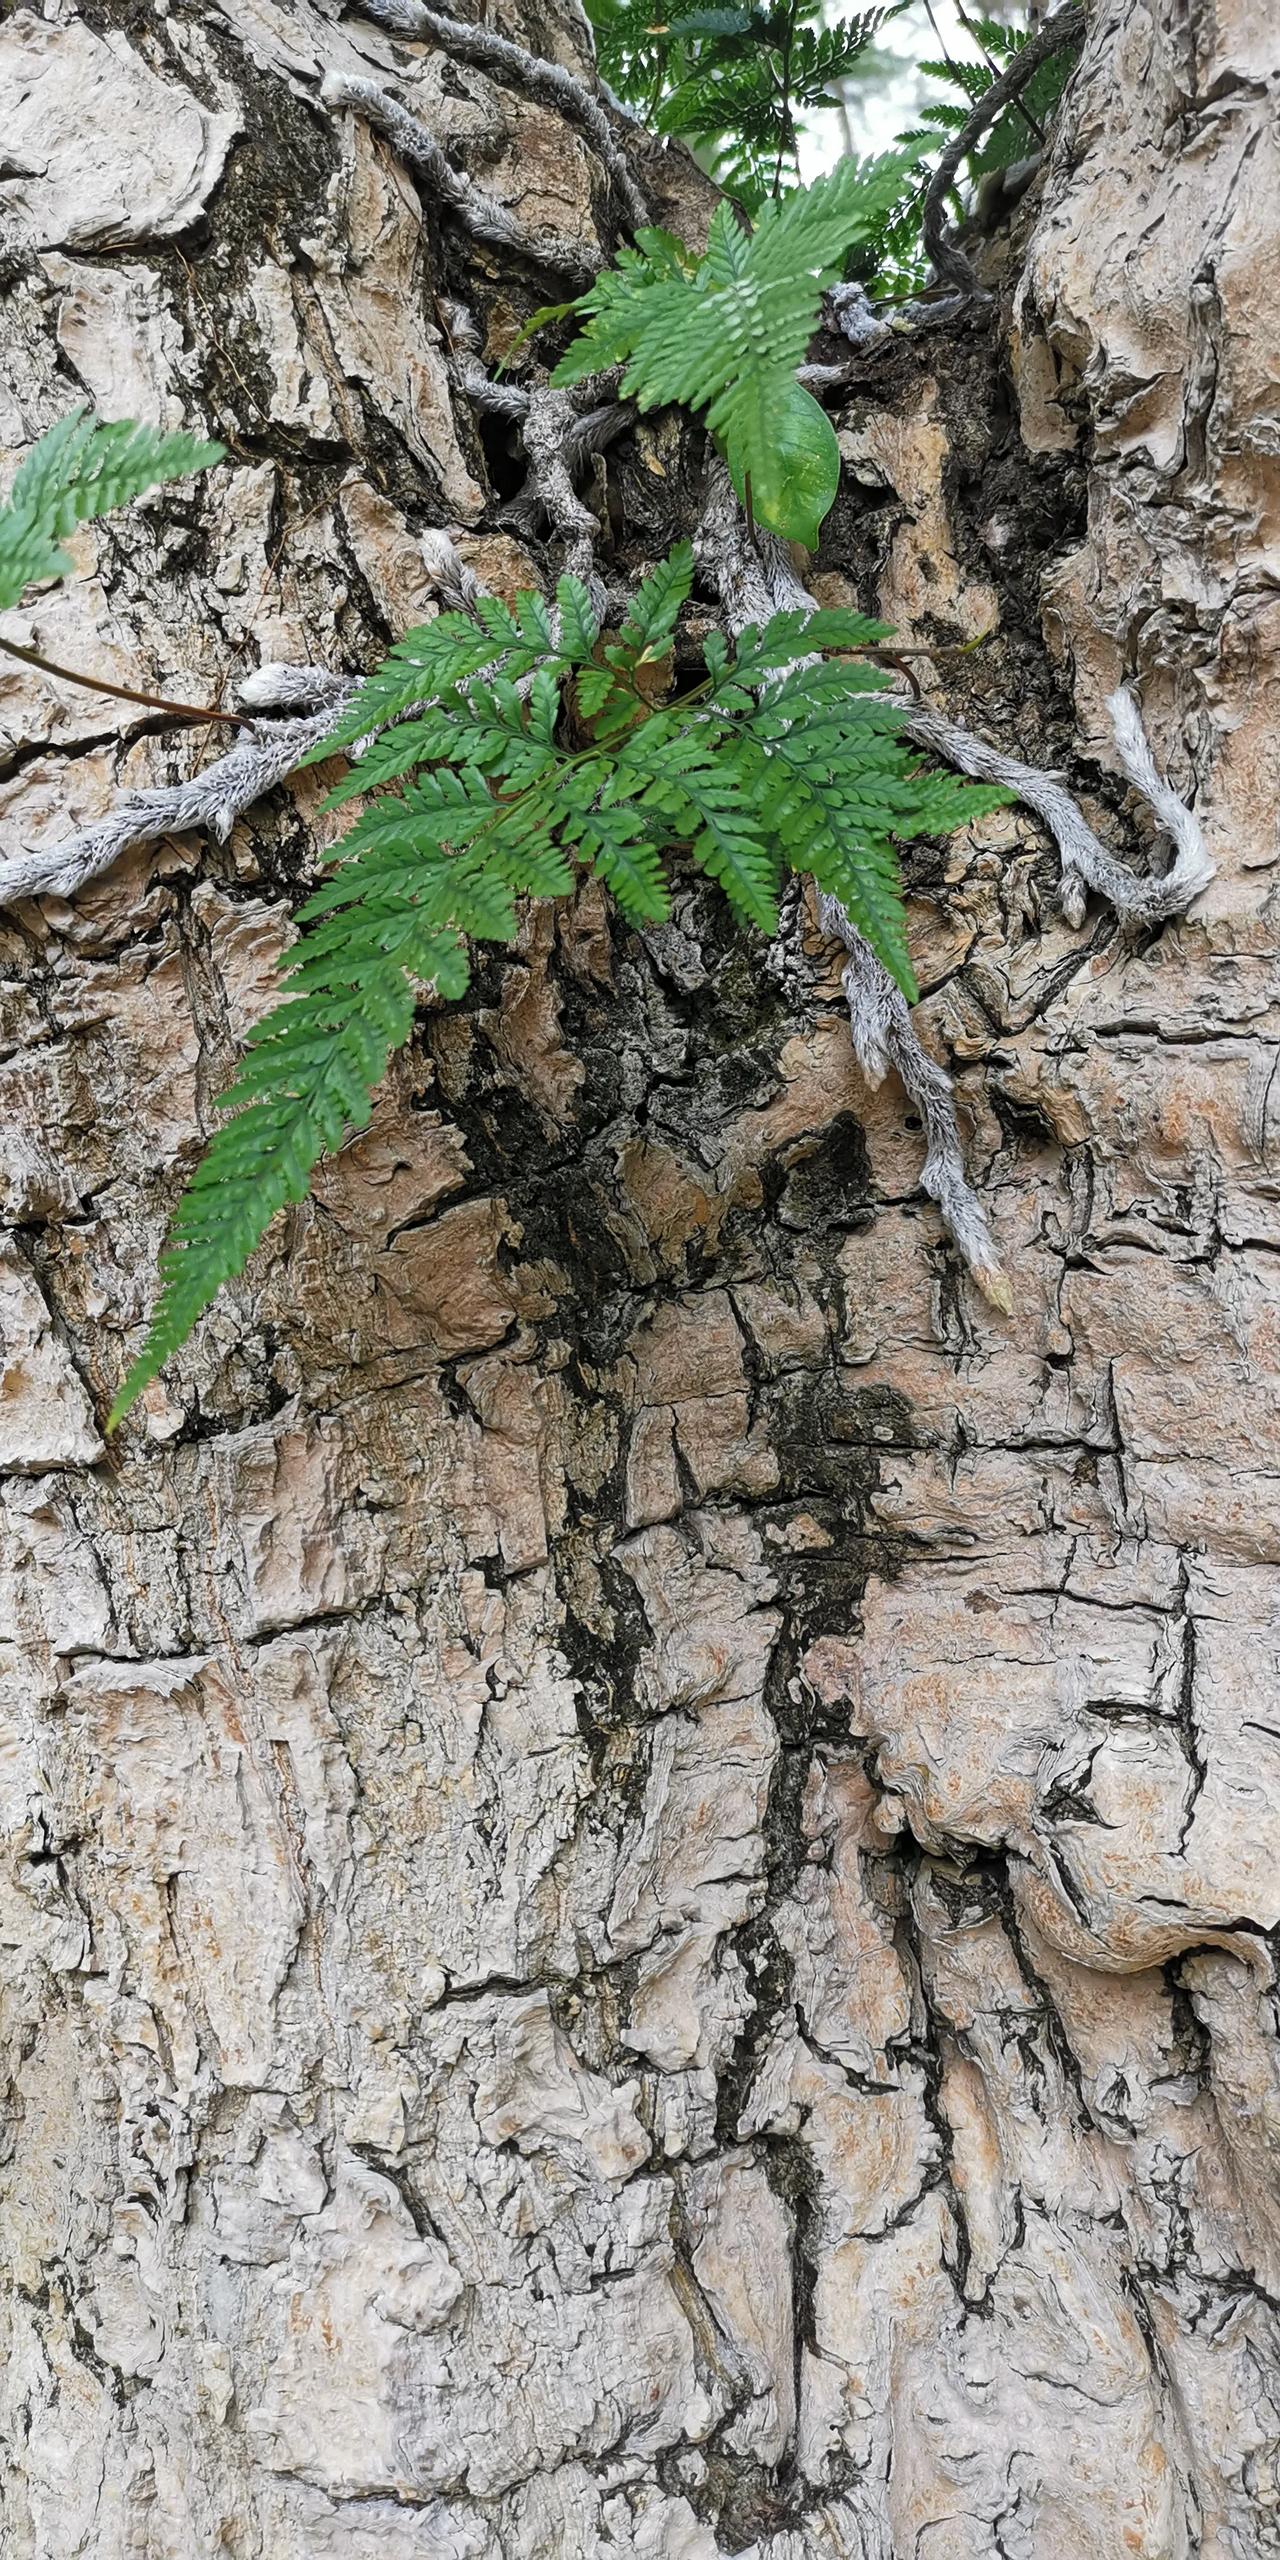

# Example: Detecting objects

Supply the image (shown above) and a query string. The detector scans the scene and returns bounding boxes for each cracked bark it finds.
[1,1,1279,2554]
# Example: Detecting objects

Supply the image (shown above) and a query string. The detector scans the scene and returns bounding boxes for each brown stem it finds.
[879,650,923,700]
[922,0,1046,148]
[922,6,1085,293]
[0,631,250,727]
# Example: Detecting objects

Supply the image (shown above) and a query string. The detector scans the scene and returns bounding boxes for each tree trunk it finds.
[1,3,1277,2553]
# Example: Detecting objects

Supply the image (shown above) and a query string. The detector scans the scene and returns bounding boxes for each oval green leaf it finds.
[727,380,841,550]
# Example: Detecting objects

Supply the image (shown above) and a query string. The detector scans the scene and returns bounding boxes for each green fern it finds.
[112,544,1009,1423]
[836,14,1084,300]
[585,3,1081,299]
[922,21,1079,184]
[551,153,916,546]
[0,408,224,611]
[586,0,903,206]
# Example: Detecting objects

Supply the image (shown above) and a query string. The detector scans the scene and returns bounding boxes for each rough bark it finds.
[0,3,1277,2554]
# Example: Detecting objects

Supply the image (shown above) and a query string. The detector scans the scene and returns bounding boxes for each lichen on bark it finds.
[1,2,1279,2554]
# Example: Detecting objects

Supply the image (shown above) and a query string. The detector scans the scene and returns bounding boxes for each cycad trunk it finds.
[1,3,1278,2553]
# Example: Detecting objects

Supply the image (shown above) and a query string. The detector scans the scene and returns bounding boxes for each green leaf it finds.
[585,0,913,218]
[551,154,919,548]
[110,854,474,1425]
[555,573,602,664]
[613,540,695,666]
[116,548,1012,1409]
[729,377,840,547]
[0,409,223,611]
[685,798,778,933]
[475,595,523,644]
[497,298,578,366]
[527,665,562,747]
[726,607,893,681]
[633,748,779,932]
[516,589,556,652]
[576,664,622,722]
[309,619,521,752]
[893,771,1013,840]
[757,733,918,996]
[562,777,671,922]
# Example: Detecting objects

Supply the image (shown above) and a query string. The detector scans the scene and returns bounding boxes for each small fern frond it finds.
[109,895,469,1427]
[554,573,602,663]
[312,615,561,751]
[551,156,916,544]
[560,772,672,922]
[918,55,993,98]
[0,409,223,611]
[749,667,1010,997]
[612,541,695,665]
[725,607,895,683]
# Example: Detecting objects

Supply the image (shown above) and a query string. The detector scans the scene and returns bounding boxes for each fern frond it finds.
[575,664,622,722]
[312,615,559,751]
[0,410,223,611]
[551,155,916,543]
[560,769,671,922]
[747,663,1011,995]
[649,762,780,931]
[786,18,894,97]
[756,729,918,995]
[918,55,993,98]
[554,573,602,663]
[725,607,895,682]
[743,149,918,287]
[599,0,905,207]
[657,60,784,145]
[612,541,695,664]
[110,888,470,1426]
[111,782,565,1422]
[917,101,976,134]
[118,550,1011,1412]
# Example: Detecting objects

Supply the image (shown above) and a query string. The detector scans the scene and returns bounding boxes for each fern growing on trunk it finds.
[111,544,1006,1421]
[585,0,903,207]
[547,152,916,545]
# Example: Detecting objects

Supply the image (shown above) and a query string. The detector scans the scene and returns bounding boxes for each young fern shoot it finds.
[547,151,918,546]
[111,544,1006,1423]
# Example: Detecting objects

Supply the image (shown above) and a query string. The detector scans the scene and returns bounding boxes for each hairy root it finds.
[351,0,649,230]
[0,669,355,909]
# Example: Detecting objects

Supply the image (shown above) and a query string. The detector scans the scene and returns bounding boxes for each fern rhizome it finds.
[111,544,1005,1421]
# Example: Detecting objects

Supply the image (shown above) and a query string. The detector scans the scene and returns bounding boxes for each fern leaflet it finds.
[0,409,223,611]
